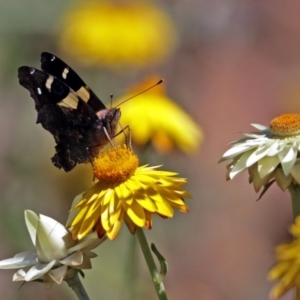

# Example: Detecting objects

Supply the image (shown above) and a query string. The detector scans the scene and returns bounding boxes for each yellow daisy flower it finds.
[219,113,300,192]
[58,0,177,68]
[268,216,300,299]
[67,145,191,240]
[114,76,203,154]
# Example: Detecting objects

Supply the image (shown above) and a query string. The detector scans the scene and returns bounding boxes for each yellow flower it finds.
[58,0,177,68]
[268,216,300,299]
[219,114,300,192]
[114,76,203,154]
[67,145,191,240]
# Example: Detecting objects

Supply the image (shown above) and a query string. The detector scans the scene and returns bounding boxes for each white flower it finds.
[0,210,105,288]
[219,114,300,192]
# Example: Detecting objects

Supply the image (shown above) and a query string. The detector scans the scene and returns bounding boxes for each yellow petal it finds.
[123,201,146,227]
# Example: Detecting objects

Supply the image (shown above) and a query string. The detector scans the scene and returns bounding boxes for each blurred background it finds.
[0,0,299,299]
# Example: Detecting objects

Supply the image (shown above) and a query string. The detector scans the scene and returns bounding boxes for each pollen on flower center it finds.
[269,113,300,137]
[93,145,139,182]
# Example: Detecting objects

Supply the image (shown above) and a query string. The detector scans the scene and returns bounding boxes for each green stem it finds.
[124,236,138,300]
[289,185,300,221]
[136,228,168,300]
[65,271,90,300]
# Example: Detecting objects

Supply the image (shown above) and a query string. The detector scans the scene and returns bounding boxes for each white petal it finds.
[221,144,253,161]
[49,265,68,284]
[42,273,55,289]
[266,140,284,156]
[13,269,26,281]
[67,232,106,253]
[274,169,293,191]
[290,160,300,185]
[60,252,83,266]
[77,253,92,269]
[25,260,56,281]
[257,155,280,179]
[251,124,269,131]
[24,210,39,246]
[246,144,272,166]
[242,133,264,139]
[0,251,38,269]
[66,194,82,227]
[245,137,269,147]
[36,215,70,262]
[85,251,97,259]
[279,145,297,176]
[229,150,255,178]
[38,214,68,238]
[249,165,273,192]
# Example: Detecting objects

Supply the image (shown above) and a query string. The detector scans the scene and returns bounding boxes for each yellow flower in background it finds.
[113,77,203,154]
[220,114,300,193]
[67,145,191,240]
[58,0,177,68]
[268,216,300,299]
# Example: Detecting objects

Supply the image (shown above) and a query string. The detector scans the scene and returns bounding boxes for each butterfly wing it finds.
[40,52,106,112]
[18,66,101,171]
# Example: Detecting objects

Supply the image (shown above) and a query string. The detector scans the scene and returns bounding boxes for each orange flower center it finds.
[269,113,300,136]
[93,145,139,182]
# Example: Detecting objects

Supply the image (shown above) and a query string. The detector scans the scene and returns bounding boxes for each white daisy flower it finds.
[220,114,300,192]
[0,210,105,288]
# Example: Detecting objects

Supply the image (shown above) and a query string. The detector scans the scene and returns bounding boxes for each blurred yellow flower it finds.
[268,216,300,299]
[67,145,191,240]
[58,0,177,68]
[114,77,203,154]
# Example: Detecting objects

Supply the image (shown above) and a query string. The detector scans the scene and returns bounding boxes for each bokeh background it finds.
[0,0,299,299]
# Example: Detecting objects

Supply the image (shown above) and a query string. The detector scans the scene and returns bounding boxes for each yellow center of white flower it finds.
[93,145,139,182]
[269,113,300,136]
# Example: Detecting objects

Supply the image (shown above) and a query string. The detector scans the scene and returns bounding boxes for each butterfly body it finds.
[18,53,121,171]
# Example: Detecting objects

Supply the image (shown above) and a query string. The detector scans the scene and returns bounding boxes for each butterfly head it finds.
[97,108,121,134]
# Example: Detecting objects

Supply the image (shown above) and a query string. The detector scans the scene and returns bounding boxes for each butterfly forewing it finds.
[41,52,106,112]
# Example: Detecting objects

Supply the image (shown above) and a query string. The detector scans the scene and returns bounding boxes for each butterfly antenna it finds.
[110,94,113,109]
[115,79,164,108]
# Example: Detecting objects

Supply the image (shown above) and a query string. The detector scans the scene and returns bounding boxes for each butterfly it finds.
[18,52,121,172]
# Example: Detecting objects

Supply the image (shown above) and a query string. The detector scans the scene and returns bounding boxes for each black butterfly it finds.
[18,52,121,171]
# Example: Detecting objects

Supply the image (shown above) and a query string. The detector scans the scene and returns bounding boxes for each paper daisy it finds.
[113,76,203,154]
[0,210,104,288]
[58,0,177,68]
[67,145,191,240]
[268,216,300,299]
[220,113,300,192]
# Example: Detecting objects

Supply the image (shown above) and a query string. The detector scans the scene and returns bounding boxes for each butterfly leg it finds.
[114,124,132,150]
[103,126,117,148]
